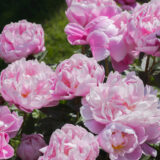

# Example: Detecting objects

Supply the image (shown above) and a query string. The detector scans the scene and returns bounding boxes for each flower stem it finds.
[105,58,109,77]
[149,56,156,73]
[145,55,150,73]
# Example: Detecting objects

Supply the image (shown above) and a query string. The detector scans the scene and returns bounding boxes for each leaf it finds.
[141,56,153,71]
[140,155,152,160]
[34,50,48,62]
[35,103,79,142]
[156,34,160,39]
[0,58,8,72]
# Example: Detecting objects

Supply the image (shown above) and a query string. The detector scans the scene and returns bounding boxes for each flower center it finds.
[21,90,30,98]
[112,144,124,150]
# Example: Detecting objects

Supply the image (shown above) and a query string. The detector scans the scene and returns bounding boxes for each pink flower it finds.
[52,54,104,100]
[81,71,160,158]
[128,0,160,56]
[0,20,45,63]
[98,122,160,159]
[0,106,23,138]
[65,12,137,72]
[66,0,121,27]
[38,124,99,160]
[17,134,46,160]
[81,71,160,132]
[0,106,23,159]
[97,123,143,160]
[0,132,14,159]
[0,58,58,112]
[115,0,137,10]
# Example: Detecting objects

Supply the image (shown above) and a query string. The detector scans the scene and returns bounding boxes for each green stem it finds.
[145,55,150,73]
[105,58,109,77]
[149,56,156,73]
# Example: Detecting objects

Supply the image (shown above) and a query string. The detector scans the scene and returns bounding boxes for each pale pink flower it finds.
[98,122,160,159]
[0,106,23,138]
[52,54,104,100]
[66,0,121,27]
[0,132,14,159]
[128,0,160,56]
[81,71,160,132]
[98,123,143,160]
[0,20,45,63]
[0,58,58,112]
[38,124,99,160]
[17,134,46,160]
[65,12,137,72]
[81,71,160,158]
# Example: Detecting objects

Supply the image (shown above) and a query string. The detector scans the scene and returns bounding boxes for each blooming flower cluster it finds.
[0,54,104,112]
[81,72,160,160]
[65,0,160,72]
[0,106,23,159]
[65,12,137,72]
[0,0,160,159]
[0,20,45,63]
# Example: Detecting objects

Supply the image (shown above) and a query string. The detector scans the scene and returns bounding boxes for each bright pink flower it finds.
[0,132,14,159]
[98,123,143,160]
[0,106,23,138]
[128,0,160,56]
[0,20,45,63]
[52,54,104,100]
[66,0,121,27]
[81,71,160,158]
[65,12,137,72]
[17,134,46,160]
[38,124,99,160]
[0,58,58,112]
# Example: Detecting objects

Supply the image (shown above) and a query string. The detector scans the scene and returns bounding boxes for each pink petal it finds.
[65,23,87,45]
[141,143,157,157]
[84,119,105,134]
[124,146,142,160]
[87,30,109,61]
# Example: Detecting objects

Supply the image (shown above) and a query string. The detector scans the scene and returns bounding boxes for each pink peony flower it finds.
[81,71,160,158]
[115,0,137,10]
[0,106,23,138]
[0,58,58,112]
[52,53,105,100]
[65,12,137,72]
[17,134,46,160]
[98,123,143,160]
[66,0,121,27]
[0,20,45,63]
[128,0,160,56]
[38,124,99,160]
[0,132,14,159]
[81,71,160,131]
